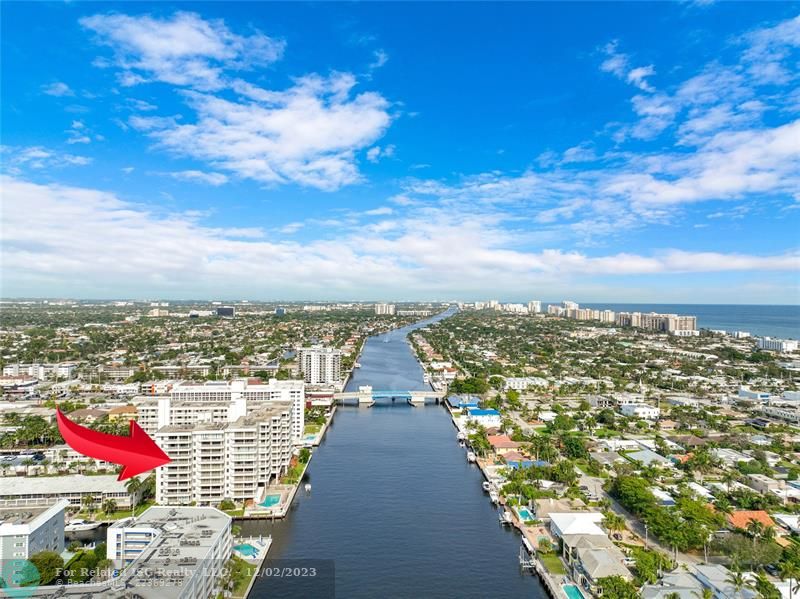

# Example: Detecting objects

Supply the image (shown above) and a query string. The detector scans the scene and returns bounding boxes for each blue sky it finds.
[2,2,799,303]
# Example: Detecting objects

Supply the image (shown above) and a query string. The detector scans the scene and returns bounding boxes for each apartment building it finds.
[615,312,697,333]
[0,499,69,560]
[374,303,396,315]
[527,300,542,313]
[762,404,800,424]
[151,364,212,378]
[154,402,293,505]
[298,346,342,385]
[2,362,77,380]
[169,378,304,441]
[104,506,232,598]
[757,337,799,353]
[97,363,137,380]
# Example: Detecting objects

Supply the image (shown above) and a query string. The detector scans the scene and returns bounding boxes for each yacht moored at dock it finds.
[65,519,102,533]
[499,510,513,526]
[466,451,477,463]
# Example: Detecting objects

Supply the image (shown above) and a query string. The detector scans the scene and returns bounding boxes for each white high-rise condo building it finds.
[758,337,799,353]
[298,347,342,385]
[527,301,542,313]
[374,303,396,315]
[154,402,293,505]
[169,378,304,442]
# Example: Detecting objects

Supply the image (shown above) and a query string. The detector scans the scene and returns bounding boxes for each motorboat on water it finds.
[482,481,492,492]
[304,483,311,492]
[353,362,361,368]
[65,519,102,533]
[489,490,499,504]
[467,451,477,463]
[458,440,465,448]
[499,510,513,526]
[456,431,467,441]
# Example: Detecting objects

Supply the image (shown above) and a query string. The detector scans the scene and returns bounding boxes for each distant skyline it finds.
[2,3,799,303]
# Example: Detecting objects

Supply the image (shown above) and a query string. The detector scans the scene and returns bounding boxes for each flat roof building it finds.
[0,499,69,560]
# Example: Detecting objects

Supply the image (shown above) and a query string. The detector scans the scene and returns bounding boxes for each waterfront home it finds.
[447,396,479,410]
[549,512,605,539]
[487,434,521,456]
[533,498,586,522]
[559,532,632,595]
[693,564,758,599]
[465,408,501,428]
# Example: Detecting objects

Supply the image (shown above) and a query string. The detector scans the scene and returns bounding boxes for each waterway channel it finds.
[244,308,547,598]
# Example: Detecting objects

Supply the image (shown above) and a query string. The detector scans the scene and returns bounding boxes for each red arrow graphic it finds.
[56,409,171,481]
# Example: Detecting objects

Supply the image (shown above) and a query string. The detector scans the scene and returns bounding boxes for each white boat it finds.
[353,362,361,368]
[489,490,499,504]
[65,519,102,533]
[482,481,492,492]
[500,510,513,526]
[304,483,311,492]
[456,431,467,441]
[467,451,477,463]
[458,440,465,448]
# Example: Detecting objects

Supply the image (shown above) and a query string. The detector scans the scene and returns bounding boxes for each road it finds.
[576,469,704,567]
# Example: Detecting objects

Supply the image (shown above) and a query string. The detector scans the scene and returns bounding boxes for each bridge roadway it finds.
[333,388,447,405]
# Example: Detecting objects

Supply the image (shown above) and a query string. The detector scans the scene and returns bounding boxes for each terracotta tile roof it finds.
[727,510,775,530]
[488,434,521,449]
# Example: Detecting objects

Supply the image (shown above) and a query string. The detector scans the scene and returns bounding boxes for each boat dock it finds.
[446,401,569,599]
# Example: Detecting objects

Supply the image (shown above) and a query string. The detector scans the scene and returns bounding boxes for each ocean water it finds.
[574,303,799,339]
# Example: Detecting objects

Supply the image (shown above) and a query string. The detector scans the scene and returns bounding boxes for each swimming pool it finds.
[234,544,259,558]
[563,584,585,599]
[516,507,533,521]
[259,494,281,508]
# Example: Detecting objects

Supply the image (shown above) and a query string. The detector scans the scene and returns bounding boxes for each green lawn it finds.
[304,423,322,434]
[539,553,567,575]
[227,556,258,598]
[76,502,152,521]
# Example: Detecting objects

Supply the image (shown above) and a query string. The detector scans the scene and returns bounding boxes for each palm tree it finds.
[722,470,739,493]
[81,494,97,515]
[102,499,117,514]
[726,566,749,599]
[779,562,800,599]
[126,476,143,517]
[745,518,765,549]
[602,512,626,535]
[692,588,713,599]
